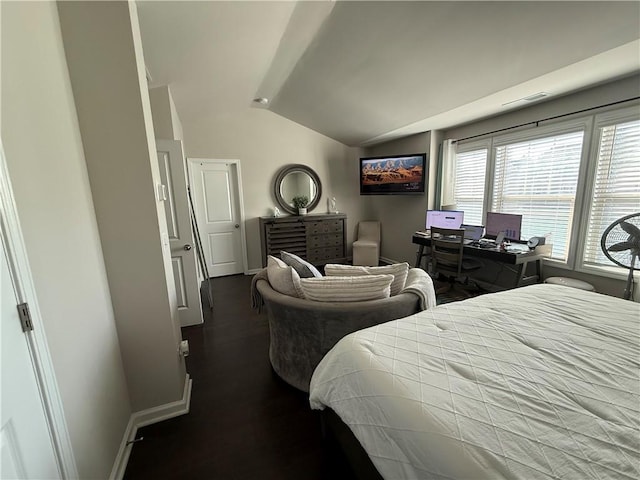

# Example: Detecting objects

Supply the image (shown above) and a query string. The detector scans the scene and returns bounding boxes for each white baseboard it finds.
[109,413,136,480]
[110,374,192,480]
[245,268,261,275]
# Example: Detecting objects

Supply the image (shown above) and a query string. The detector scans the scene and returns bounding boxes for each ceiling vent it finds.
[522,92,549,102]
[502,92,549,107]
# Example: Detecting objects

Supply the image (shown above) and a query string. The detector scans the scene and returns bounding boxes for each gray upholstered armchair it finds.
[254,268,434,392]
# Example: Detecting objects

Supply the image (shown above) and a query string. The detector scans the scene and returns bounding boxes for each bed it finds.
[309,284,640,480]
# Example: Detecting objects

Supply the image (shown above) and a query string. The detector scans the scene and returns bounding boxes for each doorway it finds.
[187,159,247,277]
[0,143,76,478]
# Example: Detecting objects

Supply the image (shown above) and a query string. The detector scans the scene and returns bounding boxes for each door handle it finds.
[235,224,240,229]
[183,244,192,251]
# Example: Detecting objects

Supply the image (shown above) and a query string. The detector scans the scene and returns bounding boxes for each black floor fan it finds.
[600,212,640,300]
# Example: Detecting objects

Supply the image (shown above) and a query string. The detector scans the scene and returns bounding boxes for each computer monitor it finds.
[425,210,464,230]
[461,224,484,241]
[485,212,522,241]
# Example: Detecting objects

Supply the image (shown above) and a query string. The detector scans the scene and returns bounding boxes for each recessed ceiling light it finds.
[253,97,269,105]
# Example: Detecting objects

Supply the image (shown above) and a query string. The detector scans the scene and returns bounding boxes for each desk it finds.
[412,234,544,289]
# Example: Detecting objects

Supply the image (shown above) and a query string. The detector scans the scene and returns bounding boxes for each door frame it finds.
[187,158,249,275]
[0,142,78,478]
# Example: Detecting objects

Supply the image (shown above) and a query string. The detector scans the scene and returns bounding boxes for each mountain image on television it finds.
[360,153,426,195]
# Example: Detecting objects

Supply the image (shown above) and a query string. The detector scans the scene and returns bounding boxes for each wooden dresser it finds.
[259,214,347,267]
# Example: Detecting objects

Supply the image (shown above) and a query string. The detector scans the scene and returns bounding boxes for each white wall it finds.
[182,108,364,270]
[0,2,130,478]
[57,1,186,410]
[364,132,434,264]
[168,87,185,142]
[443,74,640,141]
[149,85,184,141]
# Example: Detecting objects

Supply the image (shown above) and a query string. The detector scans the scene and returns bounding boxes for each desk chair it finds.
[430,227,482,296]
[353,221,380,266]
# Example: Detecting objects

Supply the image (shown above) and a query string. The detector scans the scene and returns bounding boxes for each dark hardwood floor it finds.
[124,274,354,480]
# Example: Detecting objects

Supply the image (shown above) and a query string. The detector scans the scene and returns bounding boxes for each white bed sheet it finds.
[309,284,640,480]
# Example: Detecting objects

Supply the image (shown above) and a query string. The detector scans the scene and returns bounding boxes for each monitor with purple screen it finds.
[485,212,522,241]
[425,210,464,230]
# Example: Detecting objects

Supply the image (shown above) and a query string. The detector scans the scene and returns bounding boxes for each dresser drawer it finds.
[260,214,346,267]
[306,220,343,235]
[307,246,345,264]
[307,233,343,249]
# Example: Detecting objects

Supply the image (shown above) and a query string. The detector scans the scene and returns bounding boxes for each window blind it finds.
[453,149,487,225]
[492,131,584,260]
[583,119,640,267]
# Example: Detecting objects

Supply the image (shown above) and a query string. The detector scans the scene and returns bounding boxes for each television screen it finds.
[485,212,523,241]
[360,153,426,195]
[426,210,464,230]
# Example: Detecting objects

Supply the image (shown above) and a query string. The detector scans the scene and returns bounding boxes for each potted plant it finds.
[292,195,309,215]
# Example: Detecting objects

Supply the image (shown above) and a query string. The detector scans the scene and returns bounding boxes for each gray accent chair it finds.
[255,269,425,392]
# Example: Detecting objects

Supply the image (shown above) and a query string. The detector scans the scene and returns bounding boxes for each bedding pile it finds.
[310,284,640,479]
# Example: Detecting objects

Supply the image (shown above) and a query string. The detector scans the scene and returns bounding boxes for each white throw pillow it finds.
[280,250,322,278]
[267,255,303,298]
[324,262,409,296]
[300,274,393,302]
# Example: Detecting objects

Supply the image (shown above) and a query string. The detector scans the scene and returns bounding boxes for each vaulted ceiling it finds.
[137,1,640,147]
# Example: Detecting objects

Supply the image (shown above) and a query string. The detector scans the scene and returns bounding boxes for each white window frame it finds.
[488,118,593,268]
[453,139,490,226]
[574,105,640,280]
[451,104,640,279]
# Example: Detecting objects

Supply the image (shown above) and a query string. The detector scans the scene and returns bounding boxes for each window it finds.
[583,117,640,268]
[448,103,640,277]
[453,148,487,225]
[492,130,584,261]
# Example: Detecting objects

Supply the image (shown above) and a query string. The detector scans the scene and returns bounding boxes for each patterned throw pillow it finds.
[324,263,409,296]
[266,255,303,298]
[299,274,393,302]
[280,251,322,278]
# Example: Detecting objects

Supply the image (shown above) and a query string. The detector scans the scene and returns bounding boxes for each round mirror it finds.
[274,164,322,215]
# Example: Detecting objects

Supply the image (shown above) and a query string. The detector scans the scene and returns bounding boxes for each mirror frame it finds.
[273,164,322,215]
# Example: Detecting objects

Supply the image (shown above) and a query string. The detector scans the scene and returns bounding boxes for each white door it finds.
[1,240,60,479]
[156,140,203,327]
[188,160,244,277]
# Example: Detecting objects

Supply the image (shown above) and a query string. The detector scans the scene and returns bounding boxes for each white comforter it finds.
[309,284,640,480]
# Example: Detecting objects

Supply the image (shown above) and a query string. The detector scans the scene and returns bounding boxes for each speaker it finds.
[527,236,546,250]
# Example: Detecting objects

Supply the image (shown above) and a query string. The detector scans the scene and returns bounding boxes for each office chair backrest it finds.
[430,226,464,277]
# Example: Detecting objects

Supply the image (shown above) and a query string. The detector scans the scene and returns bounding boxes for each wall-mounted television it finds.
[360,153,427,195]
